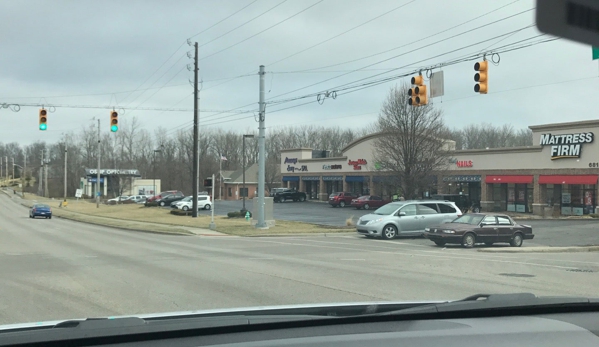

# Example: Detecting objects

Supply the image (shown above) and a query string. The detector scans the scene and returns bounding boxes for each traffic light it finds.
[408,75,427,106]
[39,108,47,131]
[474,60,488,94]
[110,111,118,132]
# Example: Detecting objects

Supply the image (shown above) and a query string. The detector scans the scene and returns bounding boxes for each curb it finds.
[242,232,356,237]
[52,214,194,236]
[478,246,599,253]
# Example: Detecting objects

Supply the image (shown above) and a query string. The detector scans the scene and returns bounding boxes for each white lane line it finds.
[238,238,582,271]
[248,258,274,260]
[340,258,365,261]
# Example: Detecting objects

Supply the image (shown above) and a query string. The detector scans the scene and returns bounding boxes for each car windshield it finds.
[3,0,597,332]
[451,214,485,225]
[373,203,404,215]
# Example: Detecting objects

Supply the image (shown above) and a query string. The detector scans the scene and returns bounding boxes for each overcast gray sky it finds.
[0,0,596,144]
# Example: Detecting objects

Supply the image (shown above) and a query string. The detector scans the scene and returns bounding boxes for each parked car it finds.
[172,195,212,211]
[107,195,129,203]
[29,203,52,219]
[356,200,462,240]
[126,195,146,204]
[431,194,480,213]
[350,195,391,210]
[146,190,179,203]
[271,188,307,203]
[154,191,185,206]
[424,213,534,248]
[329,192,359,207]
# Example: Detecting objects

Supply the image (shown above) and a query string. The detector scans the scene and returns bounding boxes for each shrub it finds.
[171,210,192,216]
[590,213,599,219]
[144,201,159,207]
[227,211,241,218]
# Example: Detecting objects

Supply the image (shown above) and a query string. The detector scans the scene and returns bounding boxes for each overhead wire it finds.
[188,0,260,39]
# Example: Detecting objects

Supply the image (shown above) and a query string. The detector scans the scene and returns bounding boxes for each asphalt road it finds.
[2,192,599,326]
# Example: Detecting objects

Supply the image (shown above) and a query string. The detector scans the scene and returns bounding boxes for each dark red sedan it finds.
[350,195,390,210]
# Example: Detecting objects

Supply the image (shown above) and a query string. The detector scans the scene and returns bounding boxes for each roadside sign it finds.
[593,47,599,60]
[75,189,83,198]
[430,71,444,98]
[537,0,599,47]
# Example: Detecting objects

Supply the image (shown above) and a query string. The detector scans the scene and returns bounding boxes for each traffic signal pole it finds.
[96,118,101,208]
[256,65,267,229]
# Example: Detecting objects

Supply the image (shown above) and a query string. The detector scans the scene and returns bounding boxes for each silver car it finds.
[356,200,462,240]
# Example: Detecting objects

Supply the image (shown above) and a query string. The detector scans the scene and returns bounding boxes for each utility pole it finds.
[44,151,48,198]
[192,41,199,217]
[96,118,101,208]
[38,150,43,196]
[11,157,14,182]
[4,156,7,182]
[256,65,267,228]
[23,151,26,197]
[63,144,67,202]
[209,173,216,230]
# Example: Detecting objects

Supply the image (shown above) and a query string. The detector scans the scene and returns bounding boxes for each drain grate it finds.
[567,269,595,273]
[499,273,536,278]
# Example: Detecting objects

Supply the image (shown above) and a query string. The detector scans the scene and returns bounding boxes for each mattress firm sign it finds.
[539,132,594,160]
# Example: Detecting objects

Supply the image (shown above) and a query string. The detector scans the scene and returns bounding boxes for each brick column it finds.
[480,175,494,212]
[318,177,326,201]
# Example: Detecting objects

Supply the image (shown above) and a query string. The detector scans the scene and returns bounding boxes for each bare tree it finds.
[373,84,450,199]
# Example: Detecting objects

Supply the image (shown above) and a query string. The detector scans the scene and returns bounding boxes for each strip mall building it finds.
[280,120,599,216]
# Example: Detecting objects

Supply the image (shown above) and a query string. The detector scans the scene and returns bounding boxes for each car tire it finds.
[339,201,346,208]
[204,204,211,210]
[510,233,523,247]
[299,196,305,202]
[29,214,32,218]
[182,206,189,211]
[434,241,446,246]
[462,233,476,248]
[159,201,165,207]
[363,203,370,210]
[381,224,397,240]
[281,197,286,203]
[485,242,494,246]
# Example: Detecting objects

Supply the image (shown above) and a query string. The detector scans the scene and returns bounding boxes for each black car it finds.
[271,188,307,203]
[155,191,185,206]
[431,194,480,213]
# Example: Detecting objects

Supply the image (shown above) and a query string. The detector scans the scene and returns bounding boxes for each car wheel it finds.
[363,203,370,210]
[381,224,397,240]
[280,197,286,203]
[462,233,476,248]
[434,241,446,246]
[510,233,523,247]
[159,201,165,207]
[485,242,494,246]
[204,204,211,210]
[29,214,32,218]
[299,196,305,202]
[339,201,346,208]
[182,205,189,211]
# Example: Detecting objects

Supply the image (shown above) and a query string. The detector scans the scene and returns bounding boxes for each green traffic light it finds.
[110,125,118,132]
[39,124,47,131]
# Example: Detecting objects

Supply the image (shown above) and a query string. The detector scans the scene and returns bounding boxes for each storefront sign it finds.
[85,169,140,176]
[284,157,298,164]
[348,159,367,170]
[561,193,571,204]
[456,160,473,168]
[539,132,594,160]
[322,164,342,170]
[442,175,481,182]
[287,164,307,172]
[322,176,343,181]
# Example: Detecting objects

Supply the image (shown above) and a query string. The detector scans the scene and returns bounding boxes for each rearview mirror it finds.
[398,211,406,216]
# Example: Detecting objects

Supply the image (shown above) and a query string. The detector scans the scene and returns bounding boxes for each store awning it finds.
[345,176,366,182]
[485,175,533,184]
[282,176,299,182]
[301,176,320,181]
[538,175,598,185]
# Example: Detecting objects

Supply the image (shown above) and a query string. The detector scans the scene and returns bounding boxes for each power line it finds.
[267,0,418,68]
[265,9,537,102]
[198,0,288,49]
[199,0,323,61]
[288,0,524,73]
[188,0,260,39]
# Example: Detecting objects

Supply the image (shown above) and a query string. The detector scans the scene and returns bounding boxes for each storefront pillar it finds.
[480,178,494,212]
[299,179,305,193]
[343,177,349,192]
[596,184,599,214]
[437,175,447,194]
[532,174,545,216]
[318,177,327,201]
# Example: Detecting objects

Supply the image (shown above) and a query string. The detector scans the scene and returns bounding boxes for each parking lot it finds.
[169,199,599,248]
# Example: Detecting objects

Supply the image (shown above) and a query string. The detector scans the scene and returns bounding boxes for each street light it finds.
[153,146,163,197]
[242,134,255,213]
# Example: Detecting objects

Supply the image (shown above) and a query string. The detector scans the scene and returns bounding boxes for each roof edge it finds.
[529,119,599,131]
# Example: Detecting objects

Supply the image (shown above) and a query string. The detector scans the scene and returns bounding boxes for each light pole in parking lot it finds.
[242,134,255,213]
[153,147,163,196]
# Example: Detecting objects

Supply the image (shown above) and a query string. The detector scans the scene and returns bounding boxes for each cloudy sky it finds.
[0,0,597,144]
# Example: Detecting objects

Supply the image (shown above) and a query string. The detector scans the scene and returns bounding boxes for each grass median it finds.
[20,195,352,236]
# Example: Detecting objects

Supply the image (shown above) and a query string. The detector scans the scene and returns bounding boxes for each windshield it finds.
[2,0,598,330]
[451,214,484,225]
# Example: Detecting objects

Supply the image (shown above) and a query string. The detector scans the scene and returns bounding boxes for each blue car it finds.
[29,204,52,219]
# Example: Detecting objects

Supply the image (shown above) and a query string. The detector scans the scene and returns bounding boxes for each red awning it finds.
[485,175,534,184]
[538,175,598,185]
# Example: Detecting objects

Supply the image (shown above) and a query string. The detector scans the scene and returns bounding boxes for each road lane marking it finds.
[248,258,274,260]
[340,258,365,261]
